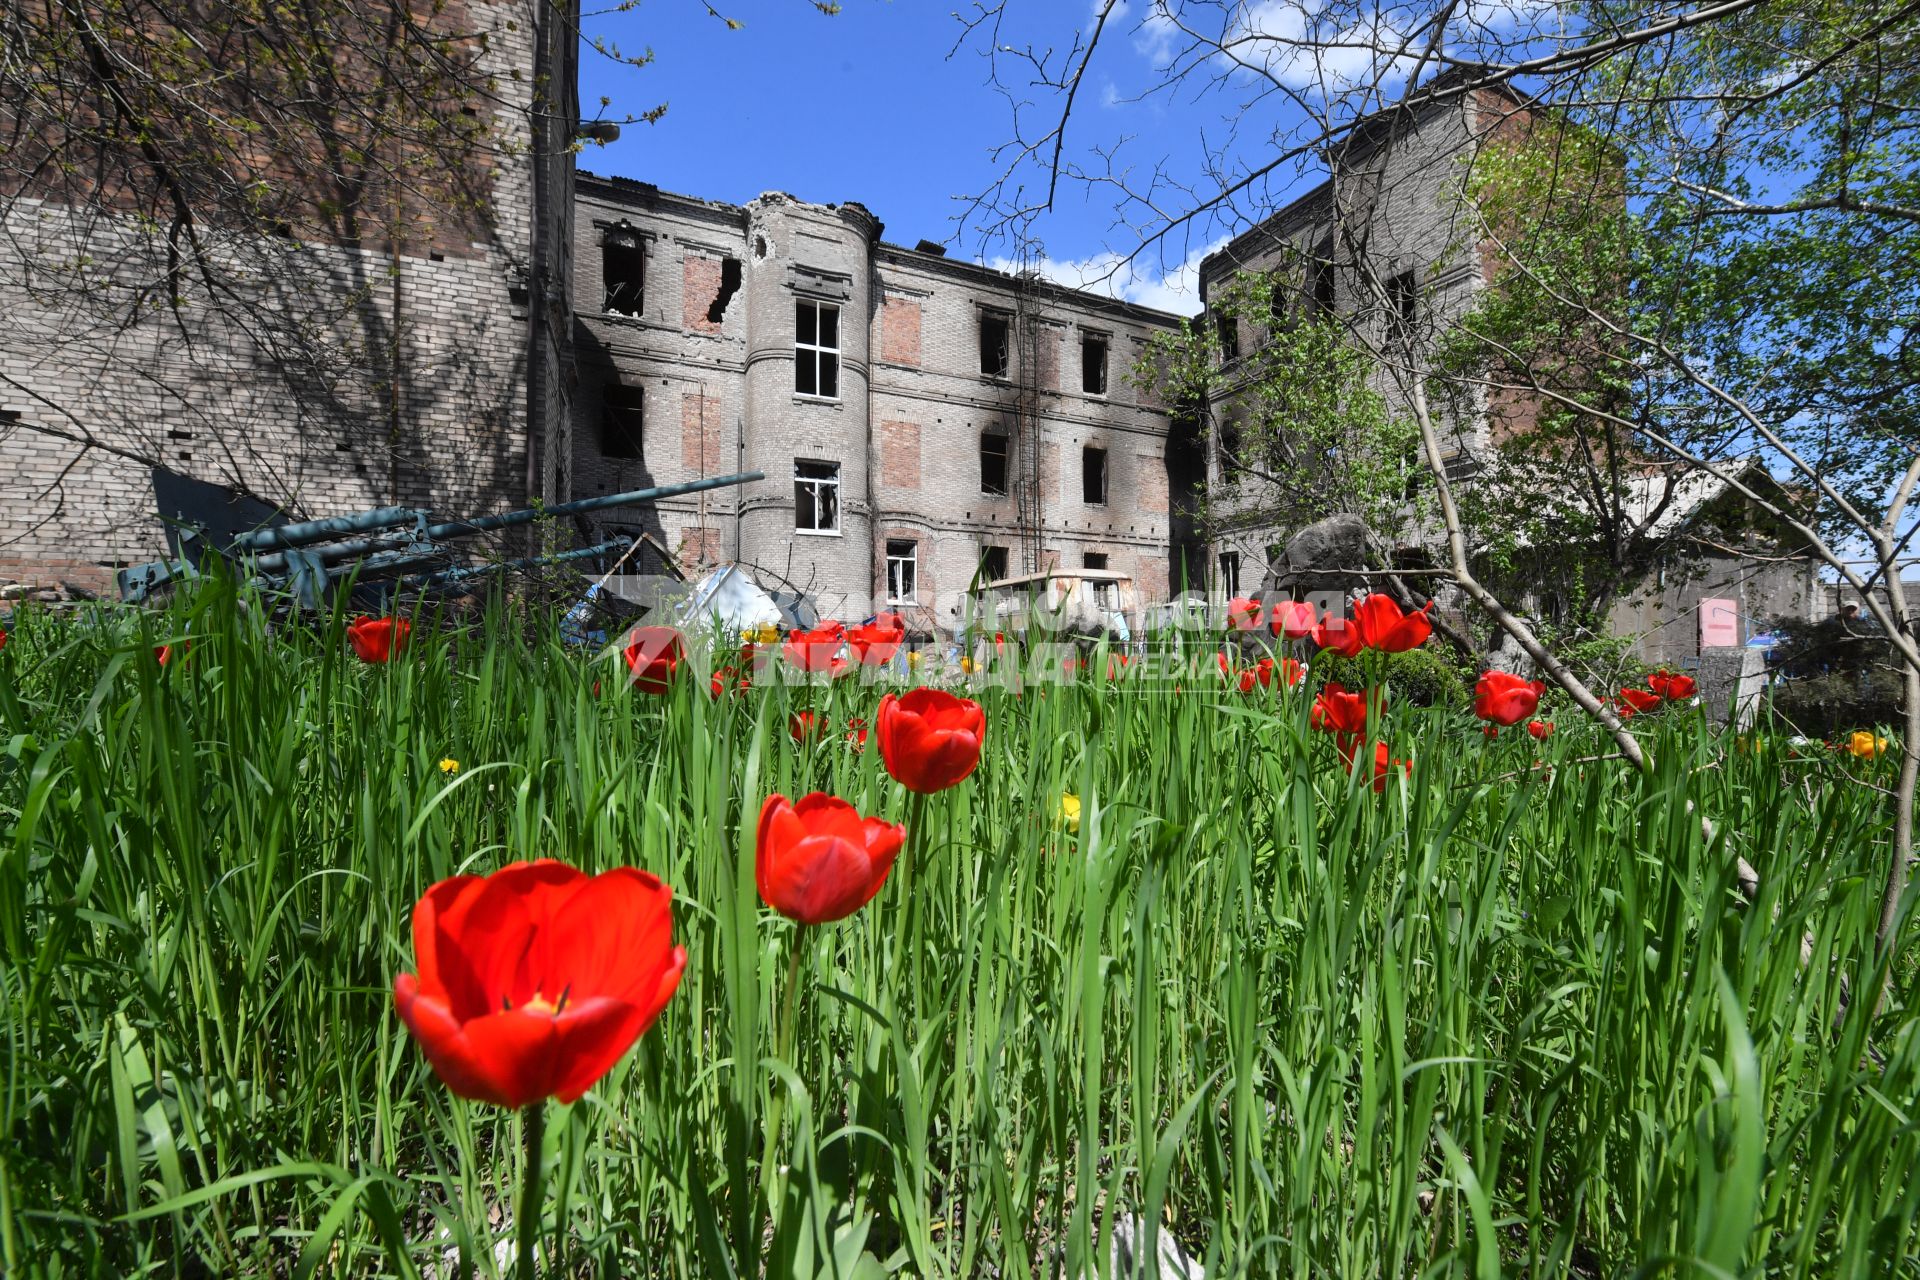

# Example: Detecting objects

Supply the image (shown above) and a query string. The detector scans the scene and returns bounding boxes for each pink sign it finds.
[1699,597,1740,649]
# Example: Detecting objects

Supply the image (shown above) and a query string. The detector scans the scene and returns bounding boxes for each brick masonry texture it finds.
[0,0,548,598]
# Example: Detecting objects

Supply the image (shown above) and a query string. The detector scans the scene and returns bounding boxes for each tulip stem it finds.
[516,1102,545,1279]
[761,925,808,1200]
[896,791,930,1013]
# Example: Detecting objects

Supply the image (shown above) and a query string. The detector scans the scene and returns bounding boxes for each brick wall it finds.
[881,296,921,366]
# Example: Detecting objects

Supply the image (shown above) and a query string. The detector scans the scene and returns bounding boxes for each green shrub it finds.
[1312,644,1469,707]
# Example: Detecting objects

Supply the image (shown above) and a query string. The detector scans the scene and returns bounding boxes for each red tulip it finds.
[845,716,870,751]
[393,860,687,1109]
[756,792,905,925]
[348,616,410,663]
[1269,600,1316,640]
[789,710,823,742]
[1310,682,1371,738]
[0,627,7,651]
[877,687,987,794]
[783,622,846,673]
[1527,719,1555,739]
[1277,657,1305,688]
[848,617,906,666]
[1473,670,1545,726]
[1649,669,1697,701]
[1312,612,1365,658]
[1619,687,1661,714]
[1351,593,1432,653]
[1236,666,1259,694]
[155,639,191,667]
[1345,740,1411,792]
[1225,597,1262,631]
[623,626,685,694]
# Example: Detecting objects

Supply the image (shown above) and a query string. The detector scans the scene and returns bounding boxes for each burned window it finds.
[1269,269,1294,333]
[1215,311,1240,361]
[980,431,1010,495]
[980,544,1010,582]
[1219,550,1241,597]
[708,257,742,324]
[795,299,841,398]
[1385,269,1419,347]
[794,459,841,532]
[1310,246,1335,317]
[1081,446,1107,504]
[600,383,645,460]
[1218,419,1243,467]
[885,539,918,603]
[602,223,645,316]
[1083,551,1109,570]
[980,311,1011,378]
[1081,332,1108,394]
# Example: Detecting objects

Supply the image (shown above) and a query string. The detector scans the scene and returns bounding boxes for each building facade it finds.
[564,175,1188,633]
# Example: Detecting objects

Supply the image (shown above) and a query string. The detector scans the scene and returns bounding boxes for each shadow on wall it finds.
[569,318,671,575]
[1165,406,1208,594]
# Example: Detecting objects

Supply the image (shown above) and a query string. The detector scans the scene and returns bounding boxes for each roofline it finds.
[575,170,1188,327]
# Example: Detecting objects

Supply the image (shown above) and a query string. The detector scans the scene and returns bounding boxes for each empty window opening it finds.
[1386,269,1418,345]
[1219,550,1241,597]
[1218,419,1243,467]
[1215,310,1240,361]
[795,299,841,398]
[1310,246,1335,317]
[707,257,742,324]
[980,431,1010,496]
[1081,333,1108,394]
[980,544,1010,583]
[602,223,645,316]
[980,311,1012,378]
[1081,446,1107,505]
[600,383,646,460]
[794,459,841,532]
[886,539,918,603]
[1083,552,1109,570]
[1269,270,1293,331]
[753,233,769,260]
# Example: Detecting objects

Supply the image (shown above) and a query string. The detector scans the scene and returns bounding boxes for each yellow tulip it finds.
[1848,732,1890,759]
[1058,793,1081,834]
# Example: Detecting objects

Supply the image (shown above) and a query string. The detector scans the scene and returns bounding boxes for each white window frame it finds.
[1219,550,1241,597]
[794,299,841,400]
[885,539,918,604]
[794,459,842,535]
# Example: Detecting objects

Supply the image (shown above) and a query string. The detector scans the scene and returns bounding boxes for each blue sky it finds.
[575,1,1312,314]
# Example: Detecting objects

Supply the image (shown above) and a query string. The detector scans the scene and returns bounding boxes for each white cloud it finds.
[983,235,1227,315]
[1224,1,1421,93]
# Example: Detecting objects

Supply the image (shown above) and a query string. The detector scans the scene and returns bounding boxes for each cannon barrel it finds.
[425,472,764,540]
[233,507,420,554]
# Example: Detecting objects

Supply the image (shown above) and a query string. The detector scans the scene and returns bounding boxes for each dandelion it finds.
[439,757,461,774]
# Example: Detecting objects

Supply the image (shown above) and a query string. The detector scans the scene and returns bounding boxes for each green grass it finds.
[1,580,1915,1277]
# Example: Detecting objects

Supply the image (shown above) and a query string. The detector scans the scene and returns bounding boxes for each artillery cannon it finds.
[116,470,763,607]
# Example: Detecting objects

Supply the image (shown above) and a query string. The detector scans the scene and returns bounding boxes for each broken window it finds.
[602,223,645,316]
[1217,419,1243,467]
[707,257,742,324]
[1083,552,1108,570]
[795,299,841,398]
[980,431,1010,496]
[980,544,1010,583]
[979,311,1011,378]
[1215,310,1240,361]
[1310,243,1335,317]
[886,539,918,603]
[1219,550,1241,597]
[1081,332,1108,394]
[1385,269,1419,347]
[1081,445,1107,505]
[599,383,646,460]
[794,459,840,532]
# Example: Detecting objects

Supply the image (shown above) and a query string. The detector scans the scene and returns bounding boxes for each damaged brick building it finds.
[564,176,1188,633]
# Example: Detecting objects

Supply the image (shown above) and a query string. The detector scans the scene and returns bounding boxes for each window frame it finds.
[793,458,842,535]
[794,298,842,400]
[1080,331,1109,395]
[1218,550,1241,597]
[1081,445,1108,505]
[601,223,646,318]
[979,431,1011,496]
[980,544,1010,583]
[598,383,646,461]
[979,310,1013,379]
[885,538,919,604]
